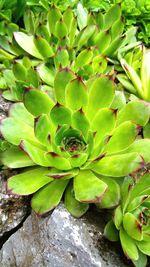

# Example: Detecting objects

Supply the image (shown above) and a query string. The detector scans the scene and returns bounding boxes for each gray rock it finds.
[0,170,29,238]
[0,94,10,120]
[0,203,128,267]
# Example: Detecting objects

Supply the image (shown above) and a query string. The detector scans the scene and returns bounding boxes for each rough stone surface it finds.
[0,203,129,267]
[0,170,29,238]
[0,94,10,120]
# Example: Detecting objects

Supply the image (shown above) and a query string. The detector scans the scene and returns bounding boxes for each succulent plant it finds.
[0,4,137,102]
[0,71,150,217]
[118,45,150,102]
[104,172,150,267]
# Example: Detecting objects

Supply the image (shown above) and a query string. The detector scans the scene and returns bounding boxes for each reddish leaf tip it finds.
[123,63,129,72]
[47,151,61,157]
[93,153,106,162]
[71,154,80,158]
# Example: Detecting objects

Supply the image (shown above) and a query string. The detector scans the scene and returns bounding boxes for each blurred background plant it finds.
[0,2,138,102]
[25,0,150,45]
[1,0,150,45]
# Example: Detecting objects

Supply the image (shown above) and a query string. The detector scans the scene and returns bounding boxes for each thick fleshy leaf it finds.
[54,68,75,105]
[89,153,142,177]
[27,68,39,88]
[104,4,121,30]
[0,117,35,145]
[137,241,150,256]
[127,195,149,212]
[104,121,140,154]
[104,220,119,241]
[94,11,104,29]
[85,130,94,156]
[0,48,15,60]
[120,228,139,261]
[34,114,52,146]
[74,170,107,202]
[121,58,143,98]
[36,64,54,86]
[14,32,43,59]
[50,103,72,126]
[72,109,90,138]
[36,24,50,41]
[91,108,116,146]
[104,36,124,56]
[66,78,88,111]
[65,182,89,218]
[20,140,49,166]
[54,48,69,69]
[87,76,115,120]
[55,19,68,39]
[143,228,150,242]
[111,18,124,40]
[132,250,147,267]
[24,88,54,116]
[113,205,123,230]
[97,176,120,208]
[7,167,52,195]
[55,125,69,145]
[46,152,71,170]
[34,36,54,58]
[46,168,78,180]
[94,30,111,53]
[69,153,88,168]
[122,139,150,163]
[31,179,69,214]
[77,25,96,48]
[47,5,61,34]
[9,103,34,126]
[92,54,107,73]
[62,128,84,141]
[141,49,150,101]
[13,61,27,82]
[63,8,73,33]
[117,73,136,94]
[110,91,126,111]
[123,213,143,241]
[1,146,35,168]
[69,16,77,46]
[75,48,93,70]
[121,176,134,213]
[117,101,150,126]
[128,173,150,202]
[76,3,87,30]
[143,122,150,139]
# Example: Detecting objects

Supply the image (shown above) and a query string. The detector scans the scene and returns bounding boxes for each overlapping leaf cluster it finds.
[105,172,150,266]
[0,3,150,267]
[0,3,133,101]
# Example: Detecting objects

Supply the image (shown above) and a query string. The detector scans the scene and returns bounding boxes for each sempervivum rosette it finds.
[104,172,150,267]
[0,72,150,217]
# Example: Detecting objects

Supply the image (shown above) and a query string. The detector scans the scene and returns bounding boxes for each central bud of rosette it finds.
[62,136,86,153]
[58,127,87,155]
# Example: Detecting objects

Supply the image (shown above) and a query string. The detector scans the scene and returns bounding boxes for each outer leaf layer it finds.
[31,179,69,214]
[74,170,107,202]
[7,167,53,195]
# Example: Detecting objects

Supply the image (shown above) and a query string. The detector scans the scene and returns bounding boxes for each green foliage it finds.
[0,0,26,22]
[1,73,150,220]
[0,3,150,267]
[118,45,150,101]
[114,0,150,45]
[104,173,150,266]
[0,3,138,102]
